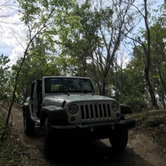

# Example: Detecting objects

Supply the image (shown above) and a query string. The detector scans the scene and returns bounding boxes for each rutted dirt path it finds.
[9,105,166,166]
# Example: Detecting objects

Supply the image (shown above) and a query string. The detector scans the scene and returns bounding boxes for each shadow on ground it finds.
[23,126,156,166]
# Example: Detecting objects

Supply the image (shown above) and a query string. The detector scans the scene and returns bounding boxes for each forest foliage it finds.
[0,0,166,112]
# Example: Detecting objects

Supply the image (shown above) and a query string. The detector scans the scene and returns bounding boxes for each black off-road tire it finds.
[109,129,128,150]
[44,117,53,159]
[23,106,35,136]
[109,115,128,150]
[44,117,64,159]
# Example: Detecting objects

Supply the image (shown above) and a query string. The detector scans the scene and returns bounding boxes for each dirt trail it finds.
[9,106,166,166]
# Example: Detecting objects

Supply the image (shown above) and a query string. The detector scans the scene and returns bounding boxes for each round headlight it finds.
[111,102,119,112]
[69,104,78,114]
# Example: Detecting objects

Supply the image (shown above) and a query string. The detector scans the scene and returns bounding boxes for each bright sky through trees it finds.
[0,0,164,66]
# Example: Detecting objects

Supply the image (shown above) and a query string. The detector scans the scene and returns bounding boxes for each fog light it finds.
[70,116,75,122]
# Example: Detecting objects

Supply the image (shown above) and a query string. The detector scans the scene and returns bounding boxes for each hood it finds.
[43,94,116,106]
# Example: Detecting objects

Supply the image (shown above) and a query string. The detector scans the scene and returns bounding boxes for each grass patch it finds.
[126,109,166,120]
[0,111,24,166]
[145,116,165,128]
[0,140,23,166]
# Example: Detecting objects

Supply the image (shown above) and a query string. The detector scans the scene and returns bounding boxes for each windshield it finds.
[45,78,95,93]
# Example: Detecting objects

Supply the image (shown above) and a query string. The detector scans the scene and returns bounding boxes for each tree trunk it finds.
[102,80,106,95]
[143,0,158,109]
[144,67,158,109]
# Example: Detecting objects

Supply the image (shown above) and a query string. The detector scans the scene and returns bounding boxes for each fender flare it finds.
[120,104,132,114]
[40,106,67,127]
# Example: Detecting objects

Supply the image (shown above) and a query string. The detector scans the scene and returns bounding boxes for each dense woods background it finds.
[1,0,166,113]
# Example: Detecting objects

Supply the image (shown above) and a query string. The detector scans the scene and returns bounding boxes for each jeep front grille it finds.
[80,103,111,122]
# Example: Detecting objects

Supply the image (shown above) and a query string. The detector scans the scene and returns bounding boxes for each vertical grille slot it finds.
[107,104,111,117]
[103,104,107,117]
[81,105,84,119]
[90,105,94,119]
[86,106,89,119]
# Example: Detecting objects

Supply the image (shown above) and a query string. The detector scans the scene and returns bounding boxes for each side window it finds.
[45,79,51,93]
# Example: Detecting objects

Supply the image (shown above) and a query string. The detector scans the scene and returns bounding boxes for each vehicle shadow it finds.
[44,139,156,166]
[23,126,156,166]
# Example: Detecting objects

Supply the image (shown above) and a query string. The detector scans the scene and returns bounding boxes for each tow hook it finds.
[90,127,94,133]
[111,125,115,130]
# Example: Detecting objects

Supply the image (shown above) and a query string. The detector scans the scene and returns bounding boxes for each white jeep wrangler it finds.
[23,76,135,158]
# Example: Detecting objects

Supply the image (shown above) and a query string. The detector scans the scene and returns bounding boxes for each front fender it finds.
[120,104,132,114]
[40,106,67,127]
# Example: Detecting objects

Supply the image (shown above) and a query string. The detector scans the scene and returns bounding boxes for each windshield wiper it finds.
[62,92,70,96]
[82,91,94,94]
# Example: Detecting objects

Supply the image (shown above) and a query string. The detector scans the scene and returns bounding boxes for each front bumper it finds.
[51,119,135,139]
